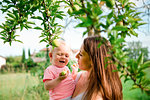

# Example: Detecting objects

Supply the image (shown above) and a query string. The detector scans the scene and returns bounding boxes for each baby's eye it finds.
[65,55,69,57]
[57,53,62,56]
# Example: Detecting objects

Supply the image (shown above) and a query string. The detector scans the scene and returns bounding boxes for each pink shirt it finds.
[43,65,75,100]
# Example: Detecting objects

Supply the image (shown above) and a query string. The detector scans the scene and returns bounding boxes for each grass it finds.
[0,70,149,100]
[0,73,39,100]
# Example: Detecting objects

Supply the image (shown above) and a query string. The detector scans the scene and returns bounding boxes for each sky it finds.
[0,0,150,58]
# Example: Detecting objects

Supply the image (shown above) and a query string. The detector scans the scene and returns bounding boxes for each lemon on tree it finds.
[52,39,59,47]
[73,4,80,11]
[68,7,73,15]
[116,21,123,26]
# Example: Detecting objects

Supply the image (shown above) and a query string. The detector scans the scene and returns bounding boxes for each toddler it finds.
[43,39,77,100]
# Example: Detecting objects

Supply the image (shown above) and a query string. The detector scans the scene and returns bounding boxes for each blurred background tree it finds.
[136,0,150,34]
[124,41,149,61]
[21,48,26,64]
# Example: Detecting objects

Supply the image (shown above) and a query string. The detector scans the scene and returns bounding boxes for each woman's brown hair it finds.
[83,36,123,100]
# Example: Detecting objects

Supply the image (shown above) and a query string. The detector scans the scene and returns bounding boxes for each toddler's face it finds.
[50,45,70,68]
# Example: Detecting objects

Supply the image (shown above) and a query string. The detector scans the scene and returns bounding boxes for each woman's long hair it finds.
[83,36,123,100]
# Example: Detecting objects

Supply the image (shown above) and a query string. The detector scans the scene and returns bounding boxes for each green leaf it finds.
[40,39,47,43]
[9,41,12,46]
[14,39,23,43]
[0,37,6,40]
[112,26,128,31]
[137,22,147,26]
[34,27,43,30]
[46,44,50,47]
[7,13,15,19]
[128,17,141,23]
[136,71,145,78]
[108,11,114,19]
[20,24,24,31]
[133,12,143,17]
[26,21,35,25]
[93,6,103,15]
[115,15,124,22]
[106,0,115,8]
[139,61,150,72]
[82,30,88,37]
[31,16,43,20]
[116,38,125,44]
[78,17,87,22]
[6,18,14,22]
[56,15,63,20]
[26,24,32,29]
[76,22,90,28]
[130,85,139,90]
[76,17,93,27]
[0,25,4,29]
[112,69,118,72]
[145,90,150,96]
[137,53,143,66]
[129,29,138,37]
[124,77,130,83]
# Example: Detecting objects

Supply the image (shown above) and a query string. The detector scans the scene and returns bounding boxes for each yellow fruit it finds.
[47,11,51,16]
[117,21,123,26]
[83,14,86,18]
[74,4,80,11]
[52,39,59,47]
[68,7,73,14]
[99,1,105,7]
[60,70,67,76]
[109,0,115,6]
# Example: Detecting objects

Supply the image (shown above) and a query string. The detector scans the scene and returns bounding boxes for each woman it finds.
[72,36,123,100]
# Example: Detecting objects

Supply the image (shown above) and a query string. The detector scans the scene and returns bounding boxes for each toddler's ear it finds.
[49,53,52,58]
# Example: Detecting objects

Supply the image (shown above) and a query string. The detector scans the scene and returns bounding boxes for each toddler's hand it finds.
[59,69,69,81]
[71,63,79,72]
[71,64,79,80]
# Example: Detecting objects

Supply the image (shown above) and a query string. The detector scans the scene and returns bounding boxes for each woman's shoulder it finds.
[92,92,103,100]
[79,71,87,75]
[76,71,87,80]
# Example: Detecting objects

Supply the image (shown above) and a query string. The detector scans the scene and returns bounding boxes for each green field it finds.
[0,72,149,100]
[0,73,39,100]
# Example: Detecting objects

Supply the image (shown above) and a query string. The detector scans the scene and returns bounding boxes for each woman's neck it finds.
[86,68,92,78]
[82,71,90,83]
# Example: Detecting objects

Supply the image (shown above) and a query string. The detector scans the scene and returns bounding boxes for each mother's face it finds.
[76,44,91,71]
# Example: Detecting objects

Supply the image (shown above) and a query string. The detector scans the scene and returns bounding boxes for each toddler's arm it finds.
[44,72,68,90]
